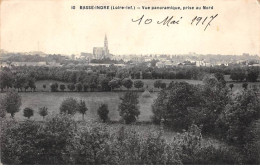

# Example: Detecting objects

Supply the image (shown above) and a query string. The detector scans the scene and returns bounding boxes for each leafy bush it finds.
[1,120,41,164]
[50,83,58,92]
[76,83,82,92]
[59,97,78,115]
[70,126,111,164]
[122,78,133,90]
[38,107,48,119]
[134,80,144,90]
[221,89,260,145]
[193,145,242,164]
[119,92,140,124]
[23,107,34,119]
[59,84,66,91]
[152,82,202,129]
[97,104,109,122]
[1,117,252,165]
[78,100,88,120]
[1,90,21,118]
[1,115,78,165]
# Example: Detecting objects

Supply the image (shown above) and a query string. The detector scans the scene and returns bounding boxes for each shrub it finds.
[1,90,21,118]
[134,80,144,90]
[42,84,46,90]
[154,80,162,89]
[38,107,48,119]
[60,97,78,115]
[110,127,182,164]
[70,126,110,164]
[193,145,242,164]
[1,120,41,164]
[221,89,260,145]
[67,84,75,91]
[83,84,89,92]
[97,104,109,122]
[78,100,88,120]
[242,83,248,90]
[108,78,121,91]
[122,78,133,90]
[76,83,82,92]
[152,82,202,129]
[160,82,166,89]
[229,83,234,91]
[119,92,140,124]
[37,114,78,164]
[50,83,58,92]
[23,107,34,119]
[59,84,66,91]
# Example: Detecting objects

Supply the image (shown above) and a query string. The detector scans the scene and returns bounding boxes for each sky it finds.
[1,0,260,56]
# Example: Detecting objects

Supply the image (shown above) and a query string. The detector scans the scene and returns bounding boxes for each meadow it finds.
[6,92,157,122]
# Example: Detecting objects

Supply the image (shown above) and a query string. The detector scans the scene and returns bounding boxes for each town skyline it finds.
[1,0,260,56]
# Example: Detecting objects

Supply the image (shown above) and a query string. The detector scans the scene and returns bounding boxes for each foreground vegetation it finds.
[0,71,259,165]
[0,115,251,165]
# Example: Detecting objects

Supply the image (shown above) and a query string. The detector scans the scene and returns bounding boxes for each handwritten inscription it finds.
[131,14,218,31]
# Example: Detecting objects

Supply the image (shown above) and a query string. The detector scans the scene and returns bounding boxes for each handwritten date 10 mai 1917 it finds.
[131,14,218,31]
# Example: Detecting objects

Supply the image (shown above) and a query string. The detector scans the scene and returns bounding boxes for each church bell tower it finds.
[104,34,109,57]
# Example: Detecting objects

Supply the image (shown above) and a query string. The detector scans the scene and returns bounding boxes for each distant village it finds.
[1,35,260,69]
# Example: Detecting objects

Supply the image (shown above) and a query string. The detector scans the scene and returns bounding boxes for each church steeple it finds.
[104,34,109,57]
[104,34,108,50]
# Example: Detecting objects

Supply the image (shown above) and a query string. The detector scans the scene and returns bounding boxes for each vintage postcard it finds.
[0,0,260,165]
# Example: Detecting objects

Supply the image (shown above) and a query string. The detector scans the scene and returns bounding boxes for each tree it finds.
[83,84,89,92]
[97,104,109,122]
[154,80,162,89]
[0,70,14,91]
[39,107,48,119]
[134,80,144,90]
[214,72,225,82]
[214,72,226,86]
[89,82,96,92]
[14,73,27,92]
[108,78,121,91]
[76,83,83,92]
[242,83,248,90]
[23,107,34,119]
[0,97,6,118]
[246,68,259,82]
[99,78,110,91]
[160,82,166,89]
[50,83,58,92]
[24,83,29,92]
[122,78,133,90]
[60,97,78,115]
[28,78,36,92]
[43,84,46,91]
[60,84,66,91]
[230,69,246,81]
[1,90,21,118]
[222,89,260,145]
[70,72,77,83]
[67,84,75,91]
[119,91,140,124]
[151,90,168,124]
[229,83,234,91]
[78,100,88,120]
[152,82,202,129]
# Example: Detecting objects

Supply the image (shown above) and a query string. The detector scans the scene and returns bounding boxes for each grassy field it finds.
[224,75,260,91]
[4,92,157,122]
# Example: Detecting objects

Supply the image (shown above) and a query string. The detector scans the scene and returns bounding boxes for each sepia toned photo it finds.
[0,0,260,165]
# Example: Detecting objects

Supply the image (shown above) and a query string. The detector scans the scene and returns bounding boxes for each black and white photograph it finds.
[0,0,260,165]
